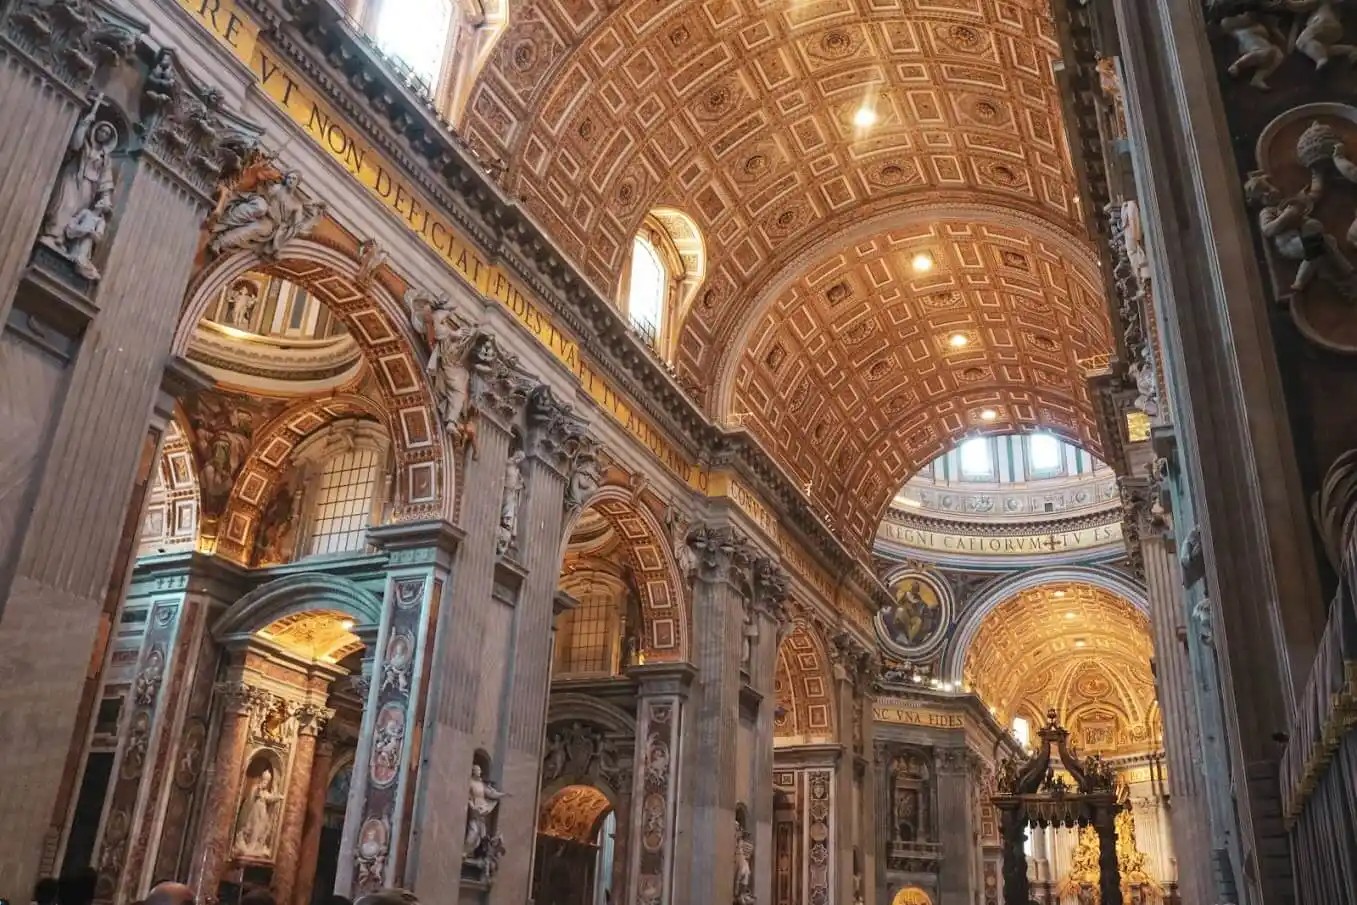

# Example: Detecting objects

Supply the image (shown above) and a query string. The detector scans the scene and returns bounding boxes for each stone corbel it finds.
[295,703,335,737]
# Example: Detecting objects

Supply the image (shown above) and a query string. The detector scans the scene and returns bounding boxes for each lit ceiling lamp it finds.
[979,408,998,422]
[948,332,969,348]
[1063,612,1076,620]
[1053,589,1067,598]
[911,252,935,273]
[1074,639,1087,648]
[853,104,879,128]
[339,617,355,631]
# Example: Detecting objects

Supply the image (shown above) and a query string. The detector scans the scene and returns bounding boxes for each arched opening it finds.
[890,887,934,905]
[533,785,616,905]
[618,210,706,362]
[138,419,200,557]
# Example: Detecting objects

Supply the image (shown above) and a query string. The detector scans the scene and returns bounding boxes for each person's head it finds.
[33,877,59,905]
[353,890,417,905]
[325,897,352,905]
[238,886,275,905]
[57,868,98,905]
[144,881,194,905]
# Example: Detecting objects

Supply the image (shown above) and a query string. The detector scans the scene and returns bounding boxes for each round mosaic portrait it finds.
[875,571,952,658]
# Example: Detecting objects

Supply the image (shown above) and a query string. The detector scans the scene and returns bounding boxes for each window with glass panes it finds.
[304,448,380,556]
[554,588,617,675]
[372,0,453,90]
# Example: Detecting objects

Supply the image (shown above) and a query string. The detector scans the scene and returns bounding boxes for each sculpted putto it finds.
[1243,169,1355,296]
[208,164,324,258]
[1219,12,1286,89]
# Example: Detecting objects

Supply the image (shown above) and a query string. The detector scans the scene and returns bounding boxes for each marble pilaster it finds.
[625,663,694,905]
[340,521,460,897]
[190,682,265,901]
[746,580,785,905]
[935,747,978,903]
[274,707,331,905]
[0,24,259,895]
[681,521,755,905]
[489,386,593,905]
[294,730,336,905]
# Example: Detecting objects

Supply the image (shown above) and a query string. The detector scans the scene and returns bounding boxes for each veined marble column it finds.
[681,521,758,904]
[626,663,694,905]
[191,682,266,901]
[274,706,332,905]
[294,729,337,905]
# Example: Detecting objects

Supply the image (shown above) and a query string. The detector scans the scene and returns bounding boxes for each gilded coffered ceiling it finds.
[963,583,1158,754]
[729,219,1108,542]
[775,623,836,741]
[257,609,364,663]
[464,0,1108,540]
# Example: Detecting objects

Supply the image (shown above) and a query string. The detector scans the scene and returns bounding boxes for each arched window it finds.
[304,446,383,556]
[626,234,667,344]
[959,436,994,479]
[1027,433,1062,474]
[279,421,390,561]
[372,0,454,92]
[1011,715,1031,749]
[553,575,624,677]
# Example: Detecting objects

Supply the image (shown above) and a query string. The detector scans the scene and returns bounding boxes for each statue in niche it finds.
[665,505,697,580]
[1284,0,1357,69]
[542,731,567,781]
[1243,169,1356,296]
[463,765,508,872]
[38,96,118,280]
[208,165,325,259]
[233,756,284,859]
[225,280,259,330]
[741,598,758,667]
[406,288,476,445]
[733,811,755,905]
[496,450,526,556]
[1218,11,1286,89]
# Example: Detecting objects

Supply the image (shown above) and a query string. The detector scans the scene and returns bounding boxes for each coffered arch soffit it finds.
[960,582,1155,729]
[177,238,449,523]
[775,621,836,741]
[464,0,1089,384]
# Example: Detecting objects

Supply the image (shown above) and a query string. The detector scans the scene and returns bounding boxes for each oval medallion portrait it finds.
[875,571,951,658]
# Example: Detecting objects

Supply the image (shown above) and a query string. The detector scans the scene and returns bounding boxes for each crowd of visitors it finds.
[22,871,417,905]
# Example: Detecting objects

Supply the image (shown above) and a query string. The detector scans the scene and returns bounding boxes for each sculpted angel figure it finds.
[39,97,117,279]
[1243,169,1355,296]
[208,167,325,258]
[406,288,476,442]
[1219,12,1286,89]
[733,821,755,905]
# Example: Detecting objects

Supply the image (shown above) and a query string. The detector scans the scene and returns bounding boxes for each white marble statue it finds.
[1220,12,1286,89]
[39,97,117,280]
[208,169,325,258]
[1284,0,1357,69]
[233,766,284,859]
[496,450,526,556]
[225,281,258,330]
[734,820,755,905]
[463,765,508,860]
[406,288,476,442]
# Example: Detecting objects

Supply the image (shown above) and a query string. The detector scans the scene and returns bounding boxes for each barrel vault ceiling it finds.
[464,0,1109,547]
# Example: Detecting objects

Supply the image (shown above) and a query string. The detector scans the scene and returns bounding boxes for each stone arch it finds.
[775,621,837,742]
[541,693,637,804]
[175,237,450,523]
[214,573,383,644]
[941,565,1148,683]
[215,393,387,564]
[559,486,690,663]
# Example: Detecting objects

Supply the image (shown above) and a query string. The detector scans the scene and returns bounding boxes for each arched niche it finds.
[774,622,837,743]
[214,572,383,646]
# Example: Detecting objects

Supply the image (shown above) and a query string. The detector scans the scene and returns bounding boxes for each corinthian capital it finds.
[469,333,536,424]
[684,522,755,585]
[214,680,268,716]
[527,385,591,475]
[752,556,790,613]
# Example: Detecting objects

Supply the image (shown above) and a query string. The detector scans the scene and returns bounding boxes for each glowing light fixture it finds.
[979,408,998,422]
[1053,590,1067,598]
[911,252,935,273]
[1064,612,1076,621]
[339,618,356,631]
[853,105,878,128]
[1074,639,1087,648]
[948,333,969,348]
